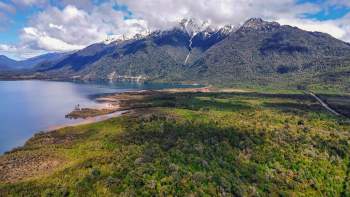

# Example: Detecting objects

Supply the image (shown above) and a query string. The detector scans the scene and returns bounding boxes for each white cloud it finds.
[276,13,350,42]
[117,0,320,29]
[21,27,85,51]
[5,3,148,58]
[0,44,46,60]
[119,0,350,42]
[277,18,346,39]
[333,13,350,41]
[3,0,350,59]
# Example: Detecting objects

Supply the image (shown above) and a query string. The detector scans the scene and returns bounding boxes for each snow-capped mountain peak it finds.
[179,18,211,37]
[103,30,151,45]
[101,18,238,45]
[218,24,236,35]
[240,18,280,31]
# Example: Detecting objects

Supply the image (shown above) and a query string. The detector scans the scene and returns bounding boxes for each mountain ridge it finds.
[185,18,350,86]
[2,18,350,91]
[0,55,17,70]
[0,52,69,70]
[34,18,236,82]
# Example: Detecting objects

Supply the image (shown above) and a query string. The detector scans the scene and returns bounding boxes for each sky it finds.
[1,0,350,60]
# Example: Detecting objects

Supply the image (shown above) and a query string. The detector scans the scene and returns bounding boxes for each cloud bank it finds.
[1,0,350,59]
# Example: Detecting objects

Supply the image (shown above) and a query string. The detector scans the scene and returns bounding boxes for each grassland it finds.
[0,90,350,196]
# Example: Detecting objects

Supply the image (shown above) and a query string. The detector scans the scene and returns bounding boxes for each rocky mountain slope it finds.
[33,18,234,82]
[6,18,350,90]
[186,18,350,88]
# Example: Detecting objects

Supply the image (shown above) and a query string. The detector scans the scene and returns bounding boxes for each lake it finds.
[0,80,194,154]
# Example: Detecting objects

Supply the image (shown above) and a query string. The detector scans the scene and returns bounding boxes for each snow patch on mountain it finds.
[179,19,236,64]
[103,30,151,45]
[239,18,280,32]
[180,18,211,36]
[180,19,210,64]
[101,18,237,46]
[218,24,236,35]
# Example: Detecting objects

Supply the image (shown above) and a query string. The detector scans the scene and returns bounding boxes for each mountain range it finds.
[0,53,67,71]
[1,18,350,91]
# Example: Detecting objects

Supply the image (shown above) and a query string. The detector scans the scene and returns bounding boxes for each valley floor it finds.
[1,89,350,196]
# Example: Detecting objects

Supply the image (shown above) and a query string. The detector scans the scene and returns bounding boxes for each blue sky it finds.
[0,2,36,44]
[1,0,350,59]
[299,0,350,20]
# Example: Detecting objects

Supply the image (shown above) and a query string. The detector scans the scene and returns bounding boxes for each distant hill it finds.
[0,55,17,70]
[0,53,68,70]
[6,18,350,91]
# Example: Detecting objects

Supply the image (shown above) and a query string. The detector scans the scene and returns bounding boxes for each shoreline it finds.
[1,86,243,155]
[0,87,212,155]
[46,110,129,132]
[0,82,208,155]
[44,87,218,131]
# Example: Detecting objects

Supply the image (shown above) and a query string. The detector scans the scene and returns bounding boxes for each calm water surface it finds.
[0,80,194,153]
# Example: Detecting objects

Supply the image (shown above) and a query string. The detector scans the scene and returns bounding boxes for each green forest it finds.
[1,90,349,196]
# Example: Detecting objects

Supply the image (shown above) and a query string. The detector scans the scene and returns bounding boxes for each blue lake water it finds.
[0,80,195,153]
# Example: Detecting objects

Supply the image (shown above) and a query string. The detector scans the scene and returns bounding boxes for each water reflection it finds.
[0,80,123,154]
